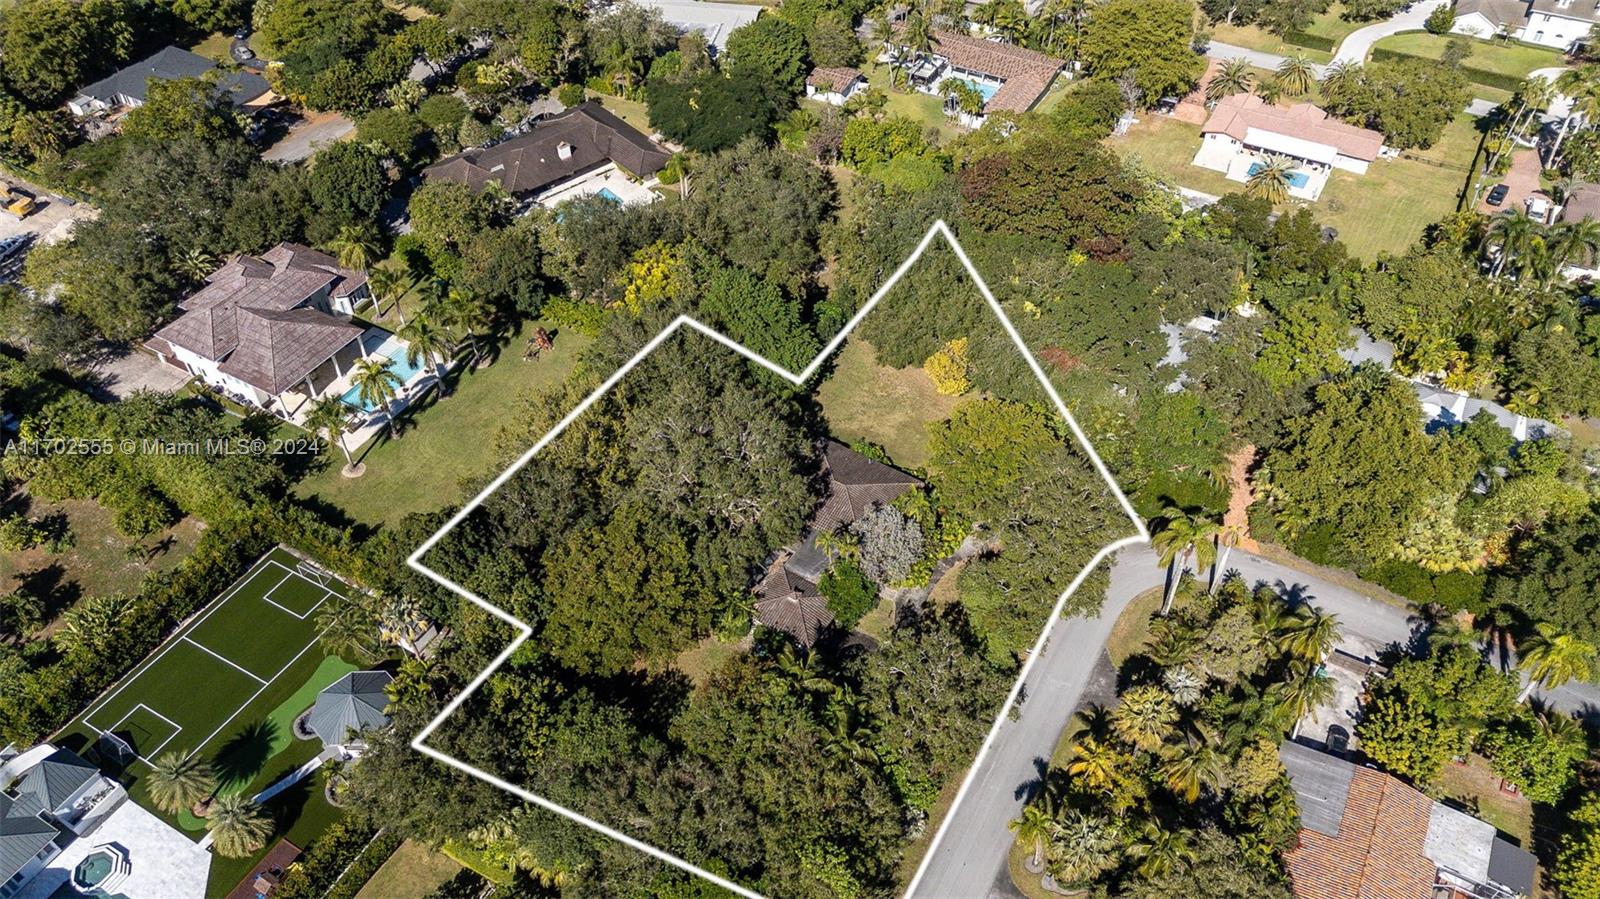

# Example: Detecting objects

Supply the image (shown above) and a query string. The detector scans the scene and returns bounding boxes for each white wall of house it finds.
[169,345,270,407]
[805,81,861,106]
[1522,10,1594,49]
[1450,12,1505,38]
[329,284,372,316]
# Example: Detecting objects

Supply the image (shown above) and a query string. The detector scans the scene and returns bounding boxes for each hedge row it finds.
[325,830,406,899]
[1,502,365,746]
[1284,30,1336,52]
[271,820,383,899]
[1367,46,1526,92]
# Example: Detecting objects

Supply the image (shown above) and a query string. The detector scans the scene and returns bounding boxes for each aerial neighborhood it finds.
[1,0,1600,898]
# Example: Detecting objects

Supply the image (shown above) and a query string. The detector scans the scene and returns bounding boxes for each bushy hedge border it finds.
[272,821,382,899]
[1284,31,1336,52]
[325,830,406,899]
[1367,45,1527,92]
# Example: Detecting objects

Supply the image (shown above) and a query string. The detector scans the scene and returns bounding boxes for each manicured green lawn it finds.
[53,547,365,899]
[293,320,591,527]
[862,63,967,145]
[355,840,463,899]
[814,339,963,470]
[1371,31,1565,80]
[1108,111,1482,259]
[1437,753,1535,847]
[594,92,654,135]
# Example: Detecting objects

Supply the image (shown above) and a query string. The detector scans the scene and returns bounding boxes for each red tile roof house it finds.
[1279,741,1537,899]
[805,66,866,106]
[142,243,430,430]
[1191,93,1388,202]
[881,28,1064,126]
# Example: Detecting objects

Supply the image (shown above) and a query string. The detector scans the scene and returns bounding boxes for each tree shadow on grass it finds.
[213,719,279,790]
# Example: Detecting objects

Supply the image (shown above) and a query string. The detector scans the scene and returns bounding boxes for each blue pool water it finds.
[596,187,622,204]
[340,346,426,412]
[1247,161,1311,189]
[947,77,1000,102]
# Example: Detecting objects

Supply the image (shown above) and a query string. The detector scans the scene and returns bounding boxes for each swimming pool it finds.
[945,76,999,102]
[1247,161,1311,189]
[340,345,427,413]
[596,186,622,204]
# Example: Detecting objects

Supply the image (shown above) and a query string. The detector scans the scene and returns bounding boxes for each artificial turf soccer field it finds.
[62,546,358,790]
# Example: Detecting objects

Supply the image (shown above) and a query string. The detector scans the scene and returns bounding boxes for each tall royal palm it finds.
[400,315,453,396]
[1152,506,1219,615]
[1275,52,1317,95]
[1246,154,1296,204]
[1277,607,1341,666]
[146,750,216,815]
[1008,803,1054,871]
[440,288,493,367]
[1517,623,1598,703]
[366,265,409,326]
[1547,218,1600,281]
[325,225,378,272]
[304,396,359,477]
[1482,211,1545,278]
[1206,58,1254,105]
[206,793,272,858]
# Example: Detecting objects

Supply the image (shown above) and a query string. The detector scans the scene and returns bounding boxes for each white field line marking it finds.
[94,703,183,768]
[405,220,1152,899]
[262,583,336,620]
[182,637,270,684]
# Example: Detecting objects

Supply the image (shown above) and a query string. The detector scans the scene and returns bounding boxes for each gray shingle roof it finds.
[1532,0,1600,25]
[421,102,671,197]
[1279,740,1354,837]
[1488,836,1537,896]
[1456,0,1534,27]
[75,45,270,108]
[308,671,393,747]
[218,308,363,396]
[14,748,98,815]
[0,793,60,884]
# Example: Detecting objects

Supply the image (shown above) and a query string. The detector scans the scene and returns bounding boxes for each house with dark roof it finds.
[883,28,1064,125]
[141,243,431,425]
[1453,0,1600,51]
[67,46,273,118]
[0,746,123,899]
[753,442,922,646]
[307,671,394,757]
[1279,741,1537,899]
[1192,93,1387,201]
[421,101,671,210]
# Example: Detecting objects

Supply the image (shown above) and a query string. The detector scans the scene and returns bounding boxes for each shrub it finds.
[0,515,46,551]
[819,559,878,628]
[922,337,972,396]
[557,82,587,107]
[542,297,608,336]
[416,94,470,135]
[273,821,382,899]
[1425,6,1456,34]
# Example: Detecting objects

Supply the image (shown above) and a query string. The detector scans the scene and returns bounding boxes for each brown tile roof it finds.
[217,307,363,395]
[753,559,835,646]
[1561,182,1600,222]
[928,30,1064,114]
[421,101,671,196]
[1285,765,1438,899]
[154,242,367,395]
[1202,93,1385,162]
[807,66,862,92]
[225,839,301,899]
[811,440,923,533]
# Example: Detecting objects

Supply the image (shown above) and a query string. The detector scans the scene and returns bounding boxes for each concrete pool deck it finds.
[16,798,212,899]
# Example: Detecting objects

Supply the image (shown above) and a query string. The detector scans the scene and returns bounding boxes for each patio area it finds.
[535,164,658,208]
[15,798,213,899]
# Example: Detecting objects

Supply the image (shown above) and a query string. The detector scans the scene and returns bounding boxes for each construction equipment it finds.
[0,186,36,219]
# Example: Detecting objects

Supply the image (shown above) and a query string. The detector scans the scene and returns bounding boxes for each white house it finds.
[1192,93,1386,201]
[141,243,436,427]
[1452,0,1600,51]
[805,67,866,105]
[0,746,124,899]
[67,46,273,117]
[627,0,762,56]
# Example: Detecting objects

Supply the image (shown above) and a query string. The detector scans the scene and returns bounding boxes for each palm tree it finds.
[1517,623,1598,703]
[1008,803,1053,872]
[1158,736,1226,803]
[1128,823,1195,880]
[325,225,378,272]
[1546,218,1600,280]
[1276,608,1341,666]
[1065,735,1119,793]
[1553,65,1600,162]
[1152,506,1220,615]
[822,692,878,765]
[206,793,272,858]
[303,396,359,477]
[1162,665,1205,706]
[146,750,216,814]
[942,78,986,120]
[439,287,493,367]
[55,595,135,658]
[1046,811,1121,888]
[1276,665,1335,739]
[366,265,410,326]
[1210,524,1244,593]
[1245,154,1297,204]
[1318,60,1358,99]
[377,595,426,653]
[1275,52,1317,95]
[399,315,453,396]
[176,247,216,284]
[903,9,933,56]
[350,356,403,437]
[1254,76,1286,106]
[1110,686,1177,752]
[316,595,377,660]
[1482,211,1545,278]
[1206,58,1253,105]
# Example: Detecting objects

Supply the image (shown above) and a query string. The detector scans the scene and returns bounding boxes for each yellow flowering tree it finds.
[619,242,688,314]
[923,337,972,396]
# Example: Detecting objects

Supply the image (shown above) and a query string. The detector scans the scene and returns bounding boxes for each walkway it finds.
[1330,0,1449,65]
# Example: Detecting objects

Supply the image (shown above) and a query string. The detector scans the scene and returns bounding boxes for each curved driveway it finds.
[911,542,1600,899]
[1331,0,1449,65]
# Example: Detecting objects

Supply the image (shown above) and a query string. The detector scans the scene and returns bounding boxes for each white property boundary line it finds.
[405,220,1153,899]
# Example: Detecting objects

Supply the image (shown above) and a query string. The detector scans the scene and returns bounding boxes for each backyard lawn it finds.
[595,92,654,135]
[814,339,963,470]
[293,320,590,527]
[1371,31,1565,80]
[1108,111,1483,259]
[862,63,967,144]
[355,840,463,899]
[1207,2,1367,64]
[1437,753,1535,848]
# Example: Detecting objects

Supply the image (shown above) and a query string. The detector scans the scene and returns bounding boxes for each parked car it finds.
[1486,184,1509,206]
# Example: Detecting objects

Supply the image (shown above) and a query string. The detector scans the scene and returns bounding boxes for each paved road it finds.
[912,543,1600,898]
[1331,0,1449,65]
[1204,40,1326,77]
